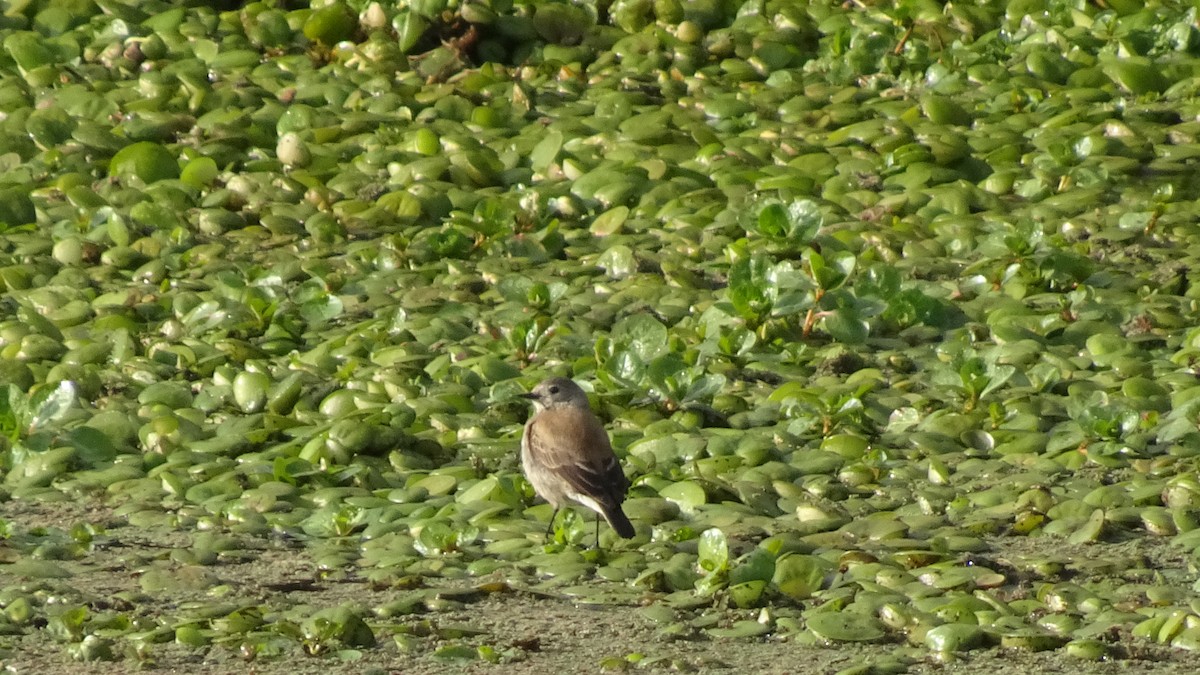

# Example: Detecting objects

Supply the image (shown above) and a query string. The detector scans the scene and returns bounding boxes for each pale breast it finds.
[521,418,567,507]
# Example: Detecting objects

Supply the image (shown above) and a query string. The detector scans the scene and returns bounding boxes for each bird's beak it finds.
[519,392,538,400]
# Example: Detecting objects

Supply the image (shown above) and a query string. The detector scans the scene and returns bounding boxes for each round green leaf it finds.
[108,142,180,184]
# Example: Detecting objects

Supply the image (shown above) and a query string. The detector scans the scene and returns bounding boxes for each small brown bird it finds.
[520,377,635,546]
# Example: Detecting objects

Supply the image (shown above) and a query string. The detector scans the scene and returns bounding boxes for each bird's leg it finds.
[593,513,601,549]
[544,507,560,542]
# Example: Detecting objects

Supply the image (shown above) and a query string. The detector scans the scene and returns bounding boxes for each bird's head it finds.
[521,377,589,411]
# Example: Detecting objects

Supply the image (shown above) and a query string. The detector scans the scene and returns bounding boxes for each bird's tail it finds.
[602,504,636,538]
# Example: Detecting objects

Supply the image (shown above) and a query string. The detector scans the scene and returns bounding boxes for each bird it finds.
[520,377,635,546]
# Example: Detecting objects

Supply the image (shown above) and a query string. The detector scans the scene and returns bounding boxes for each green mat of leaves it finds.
[4,0,1200,669]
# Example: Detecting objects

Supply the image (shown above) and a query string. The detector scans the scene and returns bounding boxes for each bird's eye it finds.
[548,385,559,394]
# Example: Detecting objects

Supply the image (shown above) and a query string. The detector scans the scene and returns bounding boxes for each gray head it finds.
[521,377,589,411]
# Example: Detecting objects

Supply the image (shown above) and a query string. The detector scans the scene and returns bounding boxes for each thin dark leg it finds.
[544,507,559,541]
[594,513,600,549]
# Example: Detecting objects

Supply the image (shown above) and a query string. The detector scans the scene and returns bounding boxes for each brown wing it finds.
[525,407,629,506]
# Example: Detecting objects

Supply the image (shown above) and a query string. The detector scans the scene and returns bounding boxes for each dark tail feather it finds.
[602,504,636,538]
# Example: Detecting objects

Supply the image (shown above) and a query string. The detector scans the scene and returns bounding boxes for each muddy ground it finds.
[3,500,1200,675]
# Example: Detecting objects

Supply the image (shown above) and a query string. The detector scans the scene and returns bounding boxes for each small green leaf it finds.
[728,580,768,609]
[697,527,729,573]
[530,130,563,173]
[612,313,669,363]
[773,554,830,601]
[806,611,886,643]
[647,353,688,395]
[683,373,726,403]
[978,364,1016,399]
[174,624,210,647]
[1102,57,1169,95]
[659,481,706,511]
[786,199,822,243]
[108,141,179,184]
[807,249,855,290]
[728,255,772,325]
[857,264,901,299]
[756,203,789,237]
[756,200,821,244]
[303,2,356,45]
[1067,508,1106,545]
[434,644,478,660]
[26,381,76,432]
[823,308,868,344]
[921,94,972,126]
[0,187,36,229]
[3,31,55,70]
[590,205,629,237]
[730,547,776,586]
[924,623,986,652]
[300,295,344,326]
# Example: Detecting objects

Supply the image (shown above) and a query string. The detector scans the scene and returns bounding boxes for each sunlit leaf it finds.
[26,381,76,432]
